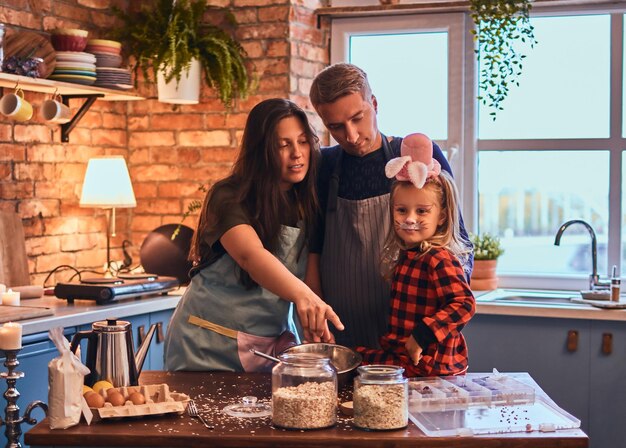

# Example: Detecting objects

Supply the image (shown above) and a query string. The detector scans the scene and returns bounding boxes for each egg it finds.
[106,391,126,407]
[128,392,146,405]
[85,392,105,408]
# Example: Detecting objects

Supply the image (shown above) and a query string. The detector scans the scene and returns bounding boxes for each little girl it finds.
[356,133,475,377]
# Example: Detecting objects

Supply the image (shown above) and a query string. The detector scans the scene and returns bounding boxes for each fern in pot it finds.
[470,233,505,291]
[112,0,250,105]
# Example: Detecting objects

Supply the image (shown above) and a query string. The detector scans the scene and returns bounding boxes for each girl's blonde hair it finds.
[381,171,472,279]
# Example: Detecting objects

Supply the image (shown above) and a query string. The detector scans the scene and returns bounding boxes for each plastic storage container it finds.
[353,365,408,430]
[271,353,337,429]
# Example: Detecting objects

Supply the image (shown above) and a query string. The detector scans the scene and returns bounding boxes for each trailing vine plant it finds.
[470,0,537,119]
[171,184,208,240]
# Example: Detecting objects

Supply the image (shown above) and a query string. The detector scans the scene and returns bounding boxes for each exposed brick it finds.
[267,41,289,57]
[151,114,204,130]
[79,112,104,128]
[127,115,150,131]
[26,236,61,256]
[200,147,239,163]
[0,124,13,142]
[132,164,180,182]
[14,162,54,181]
[232,8,258,24]
[74,248,105,270]
[55,163,86,182]
[13,124,52,143]
[26,144,65,163]
[259,5,289,22]
[131,215,163,232]
[0,181,33,199]
[0,144,26,161]
[36,251,76,273]
[158,182,206,197]
[291,5,317,28]
[44,217,79,236]
[77,0,110,9]
[258,75,290,93]
[234,0,287,6]
[237,23,288,40]
[290,23,325,44]
[129,148,150,164]
[179,130,231,147]
[18,198,60,218]
[0,8,41,28]
[132,182,158,199]
[241,41,264,58]
[129,131,176,148]
[61,233,100,252]
[134,198,181,215]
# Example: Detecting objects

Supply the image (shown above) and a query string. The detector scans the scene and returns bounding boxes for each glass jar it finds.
[271,353,337,429]
[353,365,408,430]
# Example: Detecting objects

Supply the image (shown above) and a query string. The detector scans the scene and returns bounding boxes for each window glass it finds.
[478,151,609,275]
[349,32,448,140]
[479,15,610,139]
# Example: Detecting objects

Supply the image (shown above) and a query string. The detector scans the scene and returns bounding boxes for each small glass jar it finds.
[271,353,337,429]
[353,365,408,430]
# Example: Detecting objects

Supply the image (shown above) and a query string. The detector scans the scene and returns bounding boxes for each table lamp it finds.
[80,156,136,276]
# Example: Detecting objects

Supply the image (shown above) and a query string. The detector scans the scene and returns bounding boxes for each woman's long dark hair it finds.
[190,98,320,287]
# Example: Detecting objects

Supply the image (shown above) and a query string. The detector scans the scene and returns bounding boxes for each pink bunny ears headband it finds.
[385,133,441,189]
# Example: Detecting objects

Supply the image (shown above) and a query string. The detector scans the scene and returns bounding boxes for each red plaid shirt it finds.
[356,247,475,377]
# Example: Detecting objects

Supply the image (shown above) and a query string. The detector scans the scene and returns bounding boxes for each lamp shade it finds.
[80,157,136,208]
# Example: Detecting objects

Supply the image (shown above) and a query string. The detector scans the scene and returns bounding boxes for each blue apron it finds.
[164,224,305,371]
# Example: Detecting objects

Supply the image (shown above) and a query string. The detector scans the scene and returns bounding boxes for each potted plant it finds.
[469,0,537,119]
[112,0,250,106]
[470,232,505,291]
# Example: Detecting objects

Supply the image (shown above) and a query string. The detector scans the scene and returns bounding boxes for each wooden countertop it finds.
[25,371,588,448]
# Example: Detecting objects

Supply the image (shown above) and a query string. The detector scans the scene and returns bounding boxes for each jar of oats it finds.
[271,353,337,429]
[353,365,408,430]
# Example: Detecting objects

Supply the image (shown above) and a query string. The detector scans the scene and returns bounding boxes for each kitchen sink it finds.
[475,289,581,307]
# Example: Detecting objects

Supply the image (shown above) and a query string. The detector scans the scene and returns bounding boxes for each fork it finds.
[187,399,214,429]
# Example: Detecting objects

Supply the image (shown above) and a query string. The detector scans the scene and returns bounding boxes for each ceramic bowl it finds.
[281,343,362,386]
[51,28,89,37]
[52,34,88,52]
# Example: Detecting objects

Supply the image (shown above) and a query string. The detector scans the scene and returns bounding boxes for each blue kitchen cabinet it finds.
[463,314,591,434]
[588,320,626,448]
[146,309,174,371]
[0,328,75,448]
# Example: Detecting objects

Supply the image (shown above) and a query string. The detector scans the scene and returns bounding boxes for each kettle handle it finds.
[70,330,97,354]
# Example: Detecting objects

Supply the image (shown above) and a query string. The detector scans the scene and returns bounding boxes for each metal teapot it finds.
[70,318,156,387]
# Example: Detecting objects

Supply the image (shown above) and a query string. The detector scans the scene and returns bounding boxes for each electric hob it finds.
[54,274,180,304]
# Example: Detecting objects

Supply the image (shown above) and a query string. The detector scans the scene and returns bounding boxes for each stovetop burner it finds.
[54,275,180,304]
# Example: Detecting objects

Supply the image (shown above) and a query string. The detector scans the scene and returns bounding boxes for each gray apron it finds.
[320,136,393,348]
[164,224,305,372]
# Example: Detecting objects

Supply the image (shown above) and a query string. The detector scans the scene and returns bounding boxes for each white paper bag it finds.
[48,327,90,429]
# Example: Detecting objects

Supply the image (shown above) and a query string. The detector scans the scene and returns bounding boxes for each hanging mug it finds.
[0,87,33,122]
[40,94,71,124]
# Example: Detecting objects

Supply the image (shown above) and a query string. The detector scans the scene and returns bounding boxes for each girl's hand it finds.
[295,293,344,343]
[405,336,422,365]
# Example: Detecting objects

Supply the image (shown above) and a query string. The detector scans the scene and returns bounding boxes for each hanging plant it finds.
[112,0,250,107]
[470,0,537,119]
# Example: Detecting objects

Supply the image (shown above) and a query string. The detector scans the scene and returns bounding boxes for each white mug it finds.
[0,88,33,122]
[40,97,71,124]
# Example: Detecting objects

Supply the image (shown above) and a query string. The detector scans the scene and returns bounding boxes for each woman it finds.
[164,98,343,372]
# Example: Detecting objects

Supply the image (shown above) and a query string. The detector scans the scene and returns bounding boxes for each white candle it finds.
[1,289,20,306]
[0,284,6,294]
[0,322,22,350]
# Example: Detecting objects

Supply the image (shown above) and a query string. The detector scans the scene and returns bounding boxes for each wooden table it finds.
[25,371,588,448]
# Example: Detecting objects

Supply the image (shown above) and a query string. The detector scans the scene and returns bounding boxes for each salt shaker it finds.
[271,353,337,429]
[353,365,408,430]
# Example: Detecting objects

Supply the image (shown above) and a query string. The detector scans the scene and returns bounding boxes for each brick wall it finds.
[0,0,329,286]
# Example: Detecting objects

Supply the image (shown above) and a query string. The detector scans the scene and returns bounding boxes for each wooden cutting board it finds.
[0,305,53,323]
[0,211,30,288]
[4,30,56,79]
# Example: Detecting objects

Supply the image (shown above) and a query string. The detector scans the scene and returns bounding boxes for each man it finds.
[308,63,472,349]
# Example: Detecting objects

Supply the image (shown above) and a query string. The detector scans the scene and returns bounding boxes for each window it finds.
[331,6,626,290]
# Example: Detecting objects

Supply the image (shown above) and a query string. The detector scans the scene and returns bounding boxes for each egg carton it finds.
[91,383,190,420]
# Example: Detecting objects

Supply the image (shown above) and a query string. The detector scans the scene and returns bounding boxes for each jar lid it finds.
[278,352,331,366]
[221,396,271,418]
[357,364,406,382]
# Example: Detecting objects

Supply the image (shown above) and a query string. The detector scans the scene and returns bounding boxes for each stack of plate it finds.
[94,67,132,90]
[85,39,123,68]
[49,52,97,85]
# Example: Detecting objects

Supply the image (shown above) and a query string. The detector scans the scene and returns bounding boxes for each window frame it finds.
[329,4,626,291]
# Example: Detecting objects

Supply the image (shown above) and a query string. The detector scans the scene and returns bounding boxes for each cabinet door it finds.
[463,314,591,432]
[147,309,174,371]
[588,320,626,448]
[0,329,75,447]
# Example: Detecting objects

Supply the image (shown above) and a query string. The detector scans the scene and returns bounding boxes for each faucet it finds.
[554,219,609,290]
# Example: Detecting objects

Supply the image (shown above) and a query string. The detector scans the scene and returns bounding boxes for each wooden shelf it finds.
[0,72,143,101]
[0,72,144,142]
